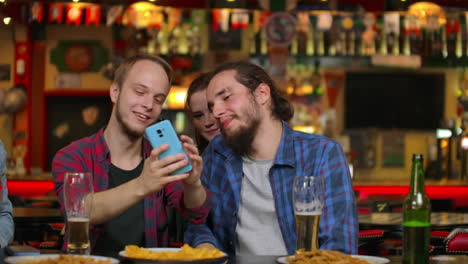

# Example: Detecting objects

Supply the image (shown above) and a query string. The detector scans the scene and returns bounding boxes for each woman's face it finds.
[189,90,221,141]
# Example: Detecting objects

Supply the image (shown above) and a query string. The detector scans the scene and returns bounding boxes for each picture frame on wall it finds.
[0,64,11,81]
[45,92,111,170]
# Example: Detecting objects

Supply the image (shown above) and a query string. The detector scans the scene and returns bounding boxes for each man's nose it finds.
[211,103,223,118]
[142,96,153,110]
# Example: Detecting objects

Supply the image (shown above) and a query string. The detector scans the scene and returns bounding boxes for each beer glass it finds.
[63,172,93,255]
[293,175,325,252]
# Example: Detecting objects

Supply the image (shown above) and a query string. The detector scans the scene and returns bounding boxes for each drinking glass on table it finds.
[293,175,325,252]
[64,172,93,255]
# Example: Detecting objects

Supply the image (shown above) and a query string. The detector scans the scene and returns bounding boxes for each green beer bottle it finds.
[403,154,431,264]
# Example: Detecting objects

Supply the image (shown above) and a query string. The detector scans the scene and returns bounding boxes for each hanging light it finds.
[408,2,446,27]
[3,16,11,25]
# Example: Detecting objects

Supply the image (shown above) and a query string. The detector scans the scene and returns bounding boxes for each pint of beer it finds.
[64,172,93,255]
[293,175,325,252]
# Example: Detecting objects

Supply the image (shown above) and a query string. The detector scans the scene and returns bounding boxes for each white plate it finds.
[119,247,228,263]
[277,254,389,264]
[4,254,119,264]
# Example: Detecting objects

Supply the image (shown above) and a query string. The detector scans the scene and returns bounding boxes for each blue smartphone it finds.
[145,120,192,175]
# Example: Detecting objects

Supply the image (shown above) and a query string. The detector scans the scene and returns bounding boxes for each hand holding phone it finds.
[145,120,192,175]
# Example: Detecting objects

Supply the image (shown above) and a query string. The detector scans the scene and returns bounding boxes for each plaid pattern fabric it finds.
[185,121,358,255]
[0,140,14,248]
[52,128,210,250]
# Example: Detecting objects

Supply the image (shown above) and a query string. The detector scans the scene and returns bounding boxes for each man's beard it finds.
[115,96,143,140]
[223,102,261,155]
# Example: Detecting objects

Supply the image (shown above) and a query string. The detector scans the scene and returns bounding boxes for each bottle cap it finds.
[412,153,423,160]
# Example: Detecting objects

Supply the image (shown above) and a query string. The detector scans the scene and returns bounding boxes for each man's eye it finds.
[155,98,165,104]
[135,90,144,95]
[223,95,231,101]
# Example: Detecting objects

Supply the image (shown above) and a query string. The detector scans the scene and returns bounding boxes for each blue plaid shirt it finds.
[185,121,358,256]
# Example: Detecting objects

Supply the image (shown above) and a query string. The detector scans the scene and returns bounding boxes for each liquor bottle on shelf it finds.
[306,24,315,56]
[402,154,431,264]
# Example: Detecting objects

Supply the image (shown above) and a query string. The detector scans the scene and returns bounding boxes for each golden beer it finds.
[67,217,90,255]
[295,213,320,252]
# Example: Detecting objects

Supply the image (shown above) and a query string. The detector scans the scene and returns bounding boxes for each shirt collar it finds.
[95,128,110,163]
[94,128,152,162]
[275,121,296,167]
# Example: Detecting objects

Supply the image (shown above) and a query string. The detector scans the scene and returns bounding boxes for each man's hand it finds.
[178,135,207,209]
[196,243,217,250]
[180,135,203,186]
[137,143,190,196]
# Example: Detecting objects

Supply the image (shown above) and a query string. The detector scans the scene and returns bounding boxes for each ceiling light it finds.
[3,16,11,25]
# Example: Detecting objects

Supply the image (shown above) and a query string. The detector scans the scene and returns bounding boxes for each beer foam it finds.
[68,217,90,222]
[295,201,324,213]
[295,212,321,216]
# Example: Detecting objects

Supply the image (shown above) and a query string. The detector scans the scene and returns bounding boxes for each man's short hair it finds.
[113,54,173,88]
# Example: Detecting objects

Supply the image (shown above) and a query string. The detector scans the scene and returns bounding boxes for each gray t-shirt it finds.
[235,156,287,255]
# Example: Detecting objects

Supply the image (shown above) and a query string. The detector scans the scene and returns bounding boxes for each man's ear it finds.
[109,83,119,103]
[255,83,271,105]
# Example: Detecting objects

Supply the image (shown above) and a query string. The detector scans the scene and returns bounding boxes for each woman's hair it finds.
[113,53,173,88]
[184,73,211,152]
[209,61,294,121]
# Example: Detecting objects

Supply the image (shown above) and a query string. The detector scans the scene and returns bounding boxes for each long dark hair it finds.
[184,73,211,152]
[209,61,294,122]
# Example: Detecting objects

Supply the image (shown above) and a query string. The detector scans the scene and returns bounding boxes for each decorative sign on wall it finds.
[55,73,82,89]
[50,40,108,73]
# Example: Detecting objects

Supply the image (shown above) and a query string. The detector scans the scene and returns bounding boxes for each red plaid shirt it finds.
[52,128,210,250]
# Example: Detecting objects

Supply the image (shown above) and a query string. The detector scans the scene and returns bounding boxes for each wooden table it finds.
[13,207,63,224]
[12,207,63,244]
[359,212,468,231]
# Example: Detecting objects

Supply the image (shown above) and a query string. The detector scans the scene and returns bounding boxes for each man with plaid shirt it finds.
[185,61,357,256]
[53,54,210,256]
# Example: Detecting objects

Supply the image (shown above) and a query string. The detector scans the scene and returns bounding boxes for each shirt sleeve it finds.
[165,181,211,225]
[183,145,220,249]
[0,141,14,248]
[184,222,220,249]
[319,140,358,254]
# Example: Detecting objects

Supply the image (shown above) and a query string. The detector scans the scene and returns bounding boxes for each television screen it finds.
[344,71,445,130]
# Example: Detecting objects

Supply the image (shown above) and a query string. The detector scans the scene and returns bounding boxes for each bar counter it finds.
[8,176,468,210]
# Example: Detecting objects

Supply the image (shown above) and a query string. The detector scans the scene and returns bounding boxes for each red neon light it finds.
[7,180,54,198]
[353,185,468,208]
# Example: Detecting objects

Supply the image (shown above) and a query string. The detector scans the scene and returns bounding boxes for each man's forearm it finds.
[183,181,206,208]
[90,178,145,224]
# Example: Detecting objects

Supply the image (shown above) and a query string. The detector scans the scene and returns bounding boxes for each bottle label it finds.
[403,220,430,227]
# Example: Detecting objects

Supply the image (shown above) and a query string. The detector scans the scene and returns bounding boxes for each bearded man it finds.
[52,54,210,257]
[184,61,357,256]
